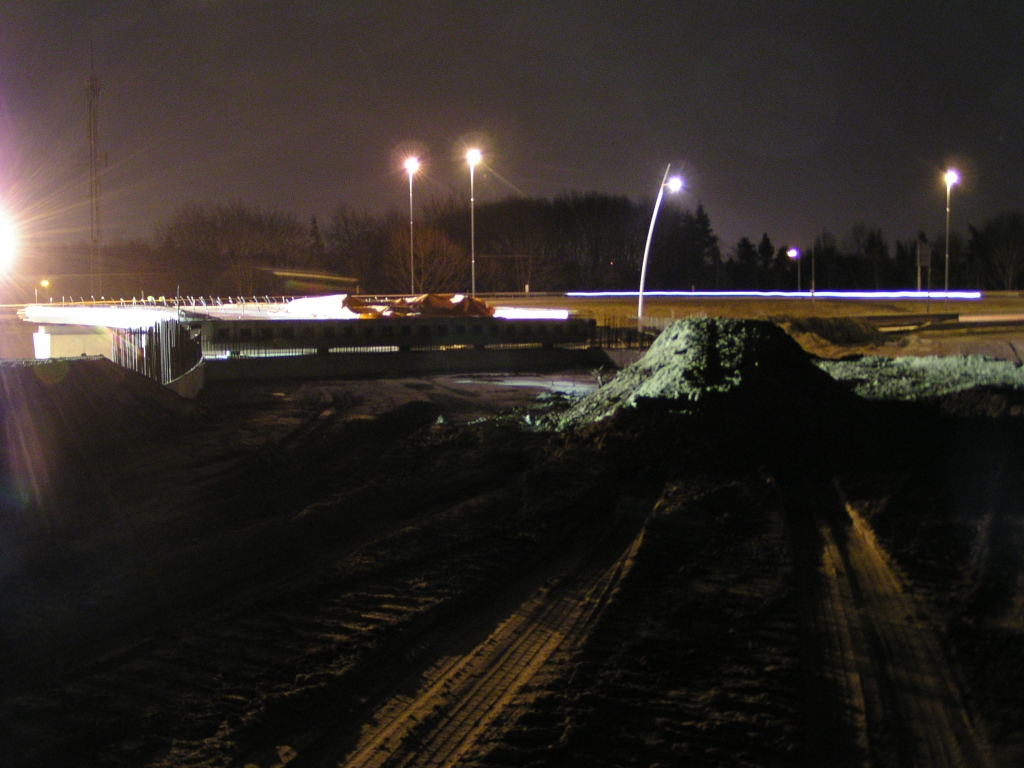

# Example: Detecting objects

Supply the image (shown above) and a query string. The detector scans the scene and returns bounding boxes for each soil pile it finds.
[0,357,193,530]
[819,354,1024,416]
[558,317,878,473]
[560,316,838,425]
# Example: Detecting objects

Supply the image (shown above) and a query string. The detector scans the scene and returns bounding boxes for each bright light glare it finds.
[404,157,420,174]
[0,210,17,273]
[787,248,800,259]
[21,304,178,329]
[666,177,683,193]
[492,307,570,320]
[945,169,960,188]
[466,148,482,167]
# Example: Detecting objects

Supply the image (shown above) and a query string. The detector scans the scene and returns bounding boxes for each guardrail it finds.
[197,317,597,358]
[107,316,661,386]
[111,319,202,385]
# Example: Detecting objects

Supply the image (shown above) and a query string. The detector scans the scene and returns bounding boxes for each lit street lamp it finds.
[637,165,683,324]
[466,148,482,295]
[787,248,800,292]
[944,169,959,296]
[404,157,420,294]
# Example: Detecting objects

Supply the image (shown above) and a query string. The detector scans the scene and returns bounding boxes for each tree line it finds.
[67,197,1024,297]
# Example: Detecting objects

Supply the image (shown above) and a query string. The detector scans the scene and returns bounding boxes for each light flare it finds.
[569,290,982,300]
[21,304,178,329]
[492,307,570,320]
[0,209,18,273]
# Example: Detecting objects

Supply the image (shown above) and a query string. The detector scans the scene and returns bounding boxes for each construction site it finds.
[1,289,1024,766]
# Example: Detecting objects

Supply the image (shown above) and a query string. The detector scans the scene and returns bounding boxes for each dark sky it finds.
[1,1,1022,252]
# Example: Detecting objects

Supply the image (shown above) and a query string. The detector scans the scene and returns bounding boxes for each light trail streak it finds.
[567,290,983,300]
[492,307,570,320]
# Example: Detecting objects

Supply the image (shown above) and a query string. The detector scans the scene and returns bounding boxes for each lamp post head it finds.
[466,148,482,168]
[787,248,800,260]
[666,176,683,193]
[404,157,420,176]
[944,169,960,189]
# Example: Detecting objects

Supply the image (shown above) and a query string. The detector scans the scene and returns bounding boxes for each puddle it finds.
[452,374,599,397]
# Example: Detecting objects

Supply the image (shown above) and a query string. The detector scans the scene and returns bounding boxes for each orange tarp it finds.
[342,294,494,319]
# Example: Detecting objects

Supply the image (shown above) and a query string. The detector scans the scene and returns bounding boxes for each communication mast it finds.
[87,61,106,295]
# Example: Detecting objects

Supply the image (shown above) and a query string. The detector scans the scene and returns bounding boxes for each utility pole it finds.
[87,60,107,296]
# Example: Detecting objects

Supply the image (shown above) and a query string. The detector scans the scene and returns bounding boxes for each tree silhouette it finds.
[971,212,1024,290]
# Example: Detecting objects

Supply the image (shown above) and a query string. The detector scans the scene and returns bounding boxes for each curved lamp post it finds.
[944,169,959,296]
[404,157,420,294]
[466,148,482,295]
[787,248,800,293]
[637,165,683,324]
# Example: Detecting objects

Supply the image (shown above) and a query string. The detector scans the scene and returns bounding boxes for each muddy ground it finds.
[2,345,1024,767]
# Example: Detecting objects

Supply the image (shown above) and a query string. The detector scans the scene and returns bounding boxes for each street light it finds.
[466,148,482,295]
[637,165,683,324]
[944,169,959,296]
[404,157,420,294]
[787,248,800,292]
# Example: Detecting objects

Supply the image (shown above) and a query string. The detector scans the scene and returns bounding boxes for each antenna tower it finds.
[87,61,106,295]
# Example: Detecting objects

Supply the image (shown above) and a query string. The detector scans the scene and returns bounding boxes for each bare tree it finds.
[384,224,467,294]
[156,203,306,296]
[974,212,1024,290]
[326,206,387,291]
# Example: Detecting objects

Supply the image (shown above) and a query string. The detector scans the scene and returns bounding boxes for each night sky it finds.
[1,1,1022,253]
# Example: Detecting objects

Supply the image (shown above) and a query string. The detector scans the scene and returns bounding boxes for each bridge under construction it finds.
[18,293,641,397]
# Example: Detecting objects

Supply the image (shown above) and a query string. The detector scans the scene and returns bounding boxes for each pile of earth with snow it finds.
[557,316,885,474]
[561,316,1024,429]
[818,354,1024,416]
[559,316,863,426]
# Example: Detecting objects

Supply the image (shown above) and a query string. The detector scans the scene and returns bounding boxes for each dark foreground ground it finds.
[1,355,1024,767]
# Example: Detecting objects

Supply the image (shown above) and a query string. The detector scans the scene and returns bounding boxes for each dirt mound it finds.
[819,354,1024,408]
[560,316,846,425]
[785,315,891,346]
[555,317,885,478]
[0,357,194,527]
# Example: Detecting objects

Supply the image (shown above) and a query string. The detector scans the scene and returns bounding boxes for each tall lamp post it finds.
[404,157,420,294]
[944,169,959,296]
[787,248,800,292]
[637,165,683,324]
[466,148,482,295]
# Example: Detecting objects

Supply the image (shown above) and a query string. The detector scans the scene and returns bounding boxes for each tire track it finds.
[299,506,647,768]
[835,482,993,768]
[783,478,874,766]
[783,477,993,768]
[0,483,545,767]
